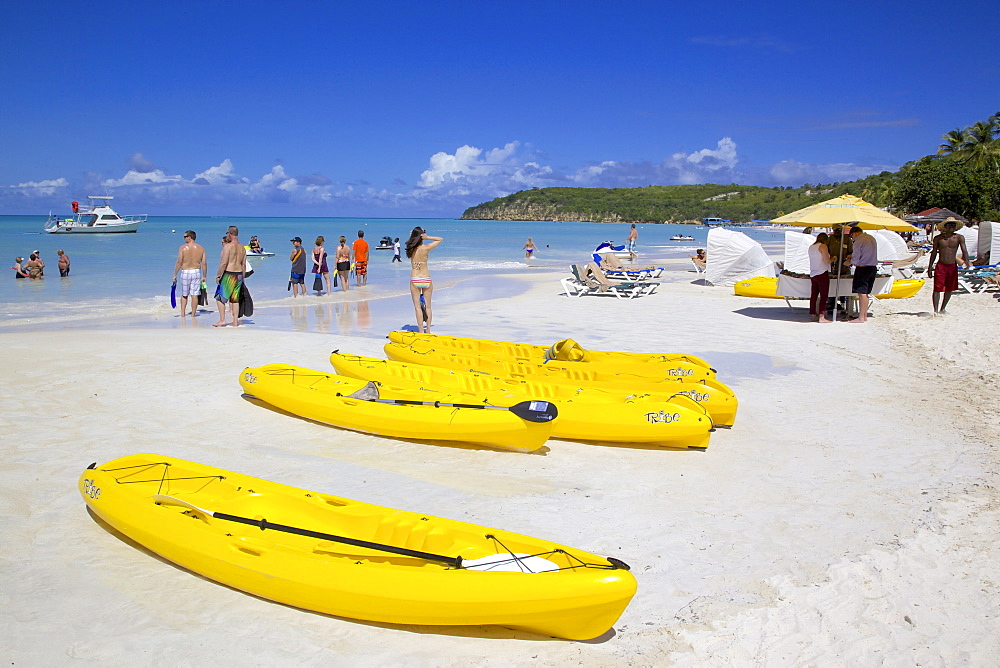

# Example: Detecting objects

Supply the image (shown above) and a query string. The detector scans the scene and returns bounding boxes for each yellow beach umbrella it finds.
[771,195,918,321]
[771,194,918,231]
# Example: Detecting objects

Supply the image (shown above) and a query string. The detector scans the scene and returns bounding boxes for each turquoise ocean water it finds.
[1,214,786,333]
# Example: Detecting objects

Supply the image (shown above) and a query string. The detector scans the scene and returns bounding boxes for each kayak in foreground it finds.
[80,455,636,640]
[331,352,716,448]
[239,364,555,453]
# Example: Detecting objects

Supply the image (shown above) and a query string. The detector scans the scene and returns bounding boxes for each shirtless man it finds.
[626,224,638,260]
[214,226,247,327]
[172,230,207,318]
[57,249,71,277]
[927,218,971,315]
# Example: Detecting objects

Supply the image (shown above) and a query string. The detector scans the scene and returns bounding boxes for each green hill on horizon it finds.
[460,182,867,224]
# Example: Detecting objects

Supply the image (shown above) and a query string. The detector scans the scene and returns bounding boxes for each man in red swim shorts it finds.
[927,218,971,315]
[352,229,369,286]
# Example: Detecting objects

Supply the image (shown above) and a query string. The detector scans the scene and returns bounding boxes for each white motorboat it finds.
[44,196,146,234]
[670,234,695,241]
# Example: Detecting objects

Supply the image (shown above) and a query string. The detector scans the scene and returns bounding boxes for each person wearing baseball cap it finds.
[289,237,306,297]
[927,218,971,315]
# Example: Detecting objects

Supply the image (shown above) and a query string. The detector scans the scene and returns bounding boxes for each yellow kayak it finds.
[80,455,636,640]
[331,352,715,448]
[239,364,555,453]
[386,331,716,383]
[734,276,925,299]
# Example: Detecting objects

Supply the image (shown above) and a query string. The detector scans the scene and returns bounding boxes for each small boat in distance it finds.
[44,196,146,234]
[670,234,695,241]
[375,235,394,250]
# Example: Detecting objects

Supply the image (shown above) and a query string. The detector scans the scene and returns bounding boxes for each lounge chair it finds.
[690,257,707,274]
[957,265,1000,293]
[584,262,659,299]
[561,265,600,297]
[599,252,664,279]
[887,249,924,278]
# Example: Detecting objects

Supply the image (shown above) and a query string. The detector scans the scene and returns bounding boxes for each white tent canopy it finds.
[957,226,979,262]
[783,231,815,275]
[978,221,998,263]
[705,228,775,286]
[869,229,909,262]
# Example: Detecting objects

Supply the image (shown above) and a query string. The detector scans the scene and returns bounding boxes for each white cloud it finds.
[768,158,897,185]
[4,177,69,197]
[102,169,184,187]
[127,152,158,173]
[678,137,738,170]
[417,142,524,188]
[193,159,247,186]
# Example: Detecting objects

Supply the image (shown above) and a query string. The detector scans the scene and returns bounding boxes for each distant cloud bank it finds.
[1,139,897,216]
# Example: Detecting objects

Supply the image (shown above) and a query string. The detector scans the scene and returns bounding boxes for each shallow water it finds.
[1,214,786,332]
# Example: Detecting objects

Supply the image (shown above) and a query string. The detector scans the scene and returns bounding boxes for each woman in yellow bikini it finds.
[405,227,442,333]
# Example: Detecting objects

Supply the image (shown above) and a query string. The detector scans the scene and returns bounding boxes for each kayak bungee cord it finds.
[484,534,631,572]
[95,461,225,496]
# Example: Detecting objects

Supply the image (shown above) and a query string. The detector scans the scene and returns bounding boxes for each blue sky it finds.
[3,0,998,217]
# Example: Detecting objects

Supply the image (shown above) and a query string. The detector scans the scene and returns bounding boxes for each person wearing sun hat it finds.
[927,217,971,315]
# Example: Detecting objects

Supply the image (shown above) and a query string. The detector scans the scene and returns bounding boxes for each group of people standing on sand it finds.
[172,225,249,327]
[806,225,880,324]
[806,217,973,323]
[170,225,444,333]
[296,226,442,333]
[289,231,370,297]
[12,249,70,279]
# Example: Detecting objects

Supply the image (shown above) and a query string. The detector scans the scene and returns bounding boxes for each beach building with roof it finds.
[904,207,970,227]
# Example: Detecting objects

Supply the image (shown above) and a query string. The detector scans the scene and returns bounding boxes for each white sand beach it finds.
[2,267,998,665]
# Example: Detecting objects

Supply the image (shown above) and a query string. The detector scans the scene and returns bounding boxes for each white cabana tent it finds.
[783,231,815,275]
[705,228,775,286]
[957,226,979,262]
[977,222,998,264]
[870,229,909,261]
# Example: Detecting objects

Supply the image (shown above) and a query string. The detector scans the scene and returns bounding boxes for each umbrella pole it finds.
[832,233,845,321]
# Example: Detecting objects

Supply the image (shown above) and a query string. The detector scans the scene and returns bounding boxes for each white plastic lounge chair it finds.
[690,257,707,274]
[599,252,664,279]
[585,263,659,299]
[888,249,925,278]
[957,265,1000,293]
[561,265,599,297]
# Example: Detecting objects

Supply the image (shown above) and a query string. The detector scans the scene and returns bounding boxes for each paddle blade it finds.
[509,400,558,423]
[170,281,177,308]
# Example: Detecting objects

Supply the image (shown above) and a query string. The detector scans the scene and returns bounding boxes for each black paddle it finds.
[364,397,558,423]
[153,495,463,568]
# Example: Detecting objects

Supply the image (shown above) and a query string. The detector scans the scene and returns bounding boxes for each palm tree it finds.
[938,128,969,156]
[960,120,1000,173]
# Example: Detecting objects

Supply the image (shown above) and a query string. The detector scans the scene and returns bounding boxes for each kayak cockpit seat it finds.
[348,381,380,401]
[372,514,457,554]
